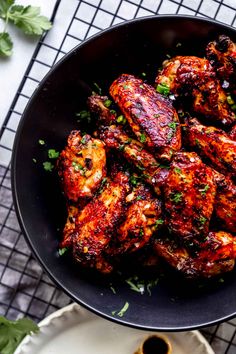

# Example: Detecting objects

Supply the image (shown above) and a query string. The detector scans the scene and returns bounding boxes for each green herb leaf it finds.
[76,110,91,123]
[155,219,164,227]
[43,161,54,172]
[116,115,126,124]
[8,5,52,35]
[93,82,102,95]
[130,175,138,186]
[0,316,39,354]
[156,83,170,95]
[126,278,145,294]
[80,136,87,145]
[170,192,182,203]
[140,133,146,143]
[38,139,45,145]
[104,99,112,108]
[0,0,14,18]
[199,184,210,196]
[168,122,177,131]
[58,247,68,256]
[199,216,207,225]
[0,32,13,56]
[174,167,181,174]
[113,302,129,317]
[48,149,59,159]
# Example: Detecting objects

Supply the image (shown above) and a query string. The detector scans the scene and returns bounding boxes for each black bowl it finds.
[12,15,236,331]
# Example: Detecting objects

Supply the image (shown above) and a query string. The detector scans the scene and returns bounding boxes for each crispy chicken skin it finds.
[100,124,169,195]
[72,172,130,269]
[57,131,106,202]
[156,56,235,125]
[164,152,216,242]
[212,171,236,234]
[115,184,162,254]
[60,204,78,248]
[88,95,169,194]
[185,118,236,178]
[229,124,236,140]
[109,74,181,161]
[154,231,236,279]
[206,35,236,90]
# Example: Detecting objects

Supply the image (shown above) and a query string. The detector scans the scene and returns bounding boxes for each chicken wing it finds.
[206,35,236,91]
[154,231,236,278]
[115,184,163,254]
[100,124,169,195]
[87,94,117,126]
[72,171,130,269]
[57,131,106,202]
[156,56,235,125]
[185,118,236,178]
[110,74,181,161]
[164,152,216,242]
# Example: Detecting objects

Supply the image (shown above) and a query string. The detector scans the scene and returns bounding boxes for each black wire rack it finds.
[1,0,236,353]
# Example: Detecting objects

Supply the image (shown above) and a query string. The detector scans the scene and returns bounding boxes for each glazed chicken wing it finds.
[164,152,216,242]
[156,56,235,125]
[57,130,106,202]
[72,171,130,270]
[110,74,181,161]
[185,118,236,178]
[115,184,163,254]
[154,231,236,278]
[206,35,236,90]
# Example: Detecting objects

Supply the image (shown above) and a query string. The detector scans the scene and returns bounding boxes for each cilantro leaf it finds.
[8,5,52,35]
[0,316,39,354]
[43,161,54,172]
[0,32,13,56]
[0,0,14,18]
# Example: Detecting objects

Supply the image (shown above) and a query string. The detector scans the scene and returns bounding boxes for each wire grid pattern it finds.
[0,0,236,352]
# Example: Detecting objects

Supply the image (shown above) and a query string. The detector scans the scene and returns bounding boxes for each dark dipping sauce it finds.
[142,336,170,354]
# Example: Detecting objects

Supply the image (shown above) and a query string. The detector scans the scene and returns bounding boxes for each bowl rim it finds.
[11,14,236,331]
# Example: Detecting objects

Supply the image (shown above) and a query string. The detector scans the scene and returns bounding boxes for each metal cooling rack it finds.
[1,0,236,353]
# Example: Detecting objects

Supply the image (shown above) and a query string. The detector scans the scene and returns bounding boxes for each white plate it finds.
[14,303,215,354]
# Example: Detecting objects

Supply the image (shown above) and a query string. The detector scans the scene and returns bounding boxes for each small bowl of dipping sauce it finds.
[135,335,172,354]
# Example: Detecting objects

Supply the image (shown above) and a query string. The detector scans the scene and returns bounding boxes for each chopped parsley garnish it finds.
[48,149,59,159]
[72,161,85,174]
[139,84,144,89]
[136,195,142,201]
[156,83,170,95]
[116,115,126,124]
[174,167,181,174]
[38,139,45,145]
[43,161,54,172]
[58,247,68,256]
[227,95,235,105]
[110,285,116,294]
[123,85,129,89]
[176,42,182,47]
[155,219,164,227]
[32,158,37,163]
[76,110,91,123]
[125,277,145,294]
[110,109,117,115]
[140,133,146,143]
[104,99,112,108]
[147,278,159,296]
[199,216,207,225]
[141,72,146,77]
[118,144,125,152]
[168,122,178,131]
[130,175,138,186]
[93,82,102,95]
[154,114,160,118]
[112,302,129,317]
[139,229,144,236]
[80,136,87,145]
[195,138,201,147]
[199,184,210,196]
[170,192,182,203]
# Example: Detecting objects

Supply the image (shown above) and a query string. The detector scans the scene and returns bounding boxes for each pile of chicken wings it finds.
[57,35,236,279]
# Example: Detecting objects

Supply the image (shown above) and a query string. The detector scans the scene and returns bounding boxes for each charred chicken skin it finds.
[110,74,181,161]
[72,171,130,270]
[164,152,216,242]
[206,35,236,90]
[154,231,236,278]
[156,56,235,125]
[57,130,106,202]
[185,118,236,178]
[115,184,163,254]
[88,95,169,194]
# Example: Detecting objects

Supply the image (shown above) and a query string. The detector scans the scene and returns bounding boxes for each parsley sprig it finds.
[0,0,52,57]
[0,316,39,354]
